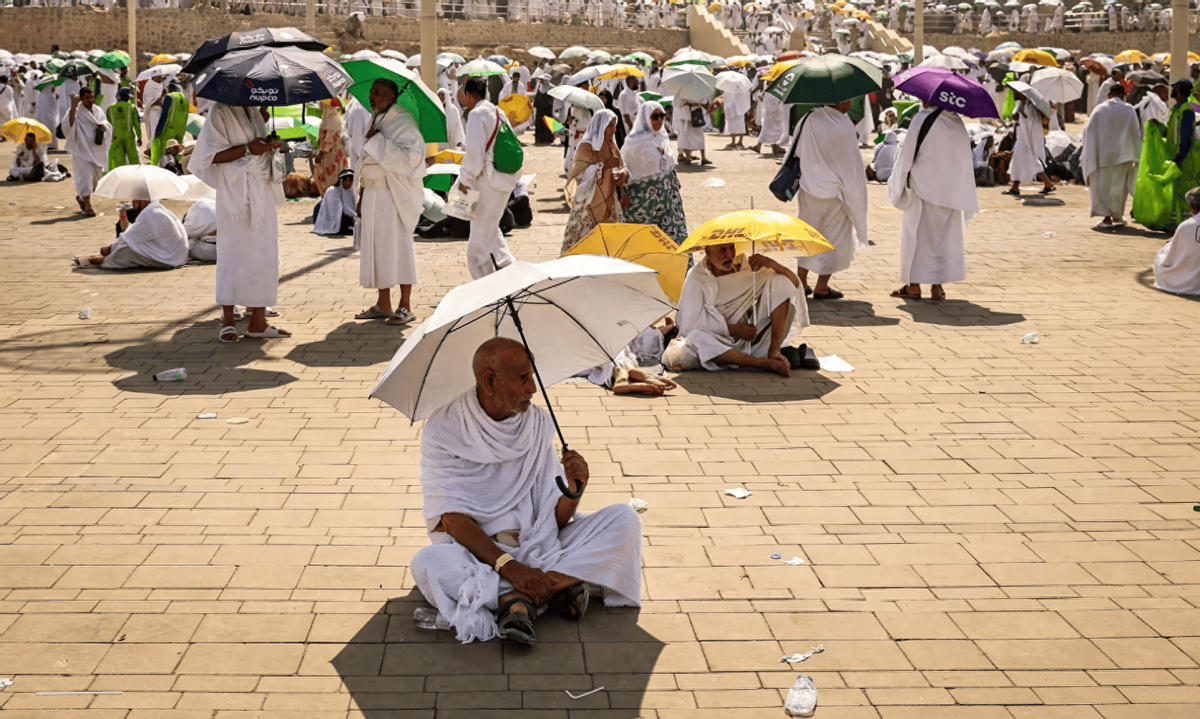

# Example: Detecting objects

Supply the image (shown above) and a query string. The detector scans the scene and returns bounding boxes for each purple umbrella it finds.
[893,66,1000,119]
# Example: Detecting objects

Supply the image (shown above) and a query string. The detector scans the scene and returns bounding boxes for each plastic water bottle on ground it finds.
[78,308,92,320]
[153,368,187,382]
[413,607,452,631]
[784,674,818,717]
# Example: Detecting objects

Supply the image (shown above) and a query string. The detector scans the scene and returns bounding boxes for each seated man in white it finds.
[7,131,66,182]
[184,198,218,263]
[663,243,808,377]
[409,338,643,646]
[1154,187,1200,296]
[312,169,357,236]
[72,199,188,270]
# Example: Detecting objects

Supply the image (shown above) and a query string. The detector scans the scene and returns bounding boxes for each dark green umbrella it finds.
[767,55,882,105]
[58,59,100,80]
[96,51,132,70]
[342,58,447,144]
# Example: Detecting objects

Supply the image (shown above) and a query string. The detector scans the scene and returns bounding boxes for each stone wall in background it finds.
[0,7,690,59]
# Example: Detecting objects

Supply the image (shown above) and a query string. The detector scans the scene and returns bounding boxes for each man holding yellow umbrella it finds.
[663,210,832,377]
[4,117,62,182]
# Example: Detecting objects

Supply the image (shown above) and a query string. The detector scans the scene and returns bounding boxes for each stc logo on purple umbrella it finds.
[938,91,967,109]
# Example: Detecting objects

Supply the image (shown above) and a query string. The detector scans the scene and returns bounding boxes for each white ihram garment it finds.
[312,183,357,236]
[0,84,16,125]
[64,102,111,198]
[888,109,978,286]
[356,104,425,288]
[35,86,58,149]
[1154,215,1200,295]
[184,198,218,263]
[756,92,789,146]
[190,103,285,308]
[1080,98,1142,219]
[1009,102,1047,184]
[461,100,520,279]
[410,389,643,644]
[790,106,870,276]
[665,259,808,371]
[101,201,189,269]
[343,97,372,174]
[723,87,750,135]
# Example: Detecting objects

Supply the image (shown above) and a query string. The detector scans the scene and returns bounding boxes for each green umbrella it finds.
[957,2,971,9]
[437,52,466,64]
[96,51,131,69]
[456,59,509,77]
[43,59,65,75]
[639,91,663,101]
[630,52,655,65]
[271,103,322,120]
[57,59,100,80]
[423,163,460,193]
[275,123,320,142]
[34,74,66,91]
[767,55,882,105]
[186,113,206,138]
[343,58,448,144]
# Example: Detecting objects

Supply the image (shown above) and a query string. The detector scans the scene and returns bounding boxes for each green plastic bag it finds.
[1001,73,1017,121]
[488,108,524,175]
[1132,121,1178,232]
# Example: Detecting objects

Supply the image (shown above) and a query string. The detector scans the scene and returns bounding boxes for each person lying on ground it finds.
[72,199,188,270]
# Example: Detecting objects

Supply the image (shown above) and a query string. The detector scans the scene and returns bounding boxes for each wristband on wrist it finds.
[494,553,515,573]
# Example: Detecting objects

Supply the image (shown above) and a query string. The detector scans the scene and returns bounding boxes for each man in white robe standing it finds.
[0,77,16,130]
[1004,88,1055,197]
[35,78,59,152]
[888,106,978,301]
[1136,83,1170,126]
[615,77,643,130]
[752,91,789,154]
[353,79,426,326]
[410,338,643,645]
[458,76,520,279]
[72,199,189,269]
[64,86,111,218]
[790,101,870,300]
[1153,187,1200,295]
[190,102,289,343]
[722,78,751,149]
[1081,83,1142,230]
[663,243,807,377]
[343,94,372,175]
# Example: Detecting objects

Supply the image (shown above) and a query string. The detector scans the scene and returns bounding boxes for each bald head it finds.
[473,338,537,421]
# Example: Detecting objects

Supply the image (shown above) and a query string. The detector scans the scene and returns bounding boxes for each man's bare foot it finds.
[614,382,665,396]
[763,355,791,378]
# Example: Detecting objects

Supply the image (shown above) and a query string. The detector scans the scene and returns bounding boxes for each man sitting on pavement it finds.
[1154,187,1200,296]
[312,169,357,236]
[409,337,643,646]
[72,199,188,270]
[7,131,66,182]
[663,243,808,377]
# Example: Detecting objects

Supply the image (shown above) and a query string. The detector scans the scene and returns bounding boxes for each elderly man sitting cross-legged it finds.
[663,243,808,377]
[409,338,643,646]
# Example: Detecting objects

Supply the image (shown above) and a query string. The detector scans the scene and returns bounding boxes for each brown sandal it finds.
[891,285,921,300]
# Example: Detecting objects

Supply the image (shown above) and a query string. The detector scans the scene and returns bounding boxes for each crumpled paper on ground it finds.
[780,645,825,664]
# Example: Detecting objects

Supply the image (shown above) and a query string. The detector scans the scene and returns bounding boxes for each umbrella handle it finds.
[556,475,584,500]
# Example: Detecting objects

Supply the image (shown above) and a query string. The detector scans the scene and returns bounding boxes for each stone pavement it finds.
[0,128,1198,719]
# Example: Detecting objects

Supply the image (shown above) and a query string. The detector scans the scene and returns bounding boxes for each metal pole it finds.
[421,0,438,157]
[306,0,315,31]
[914,0,924,66]
[128,0,138,79]
[1169,0,1188,83]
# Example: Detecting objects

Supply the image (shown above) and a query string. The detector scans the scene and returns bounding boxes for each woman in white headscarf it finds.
[620,101,688,244]
[561,109,628,253]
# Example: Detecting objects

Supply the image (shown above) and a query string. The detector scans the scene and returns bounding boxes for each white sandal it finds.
[245,325,290,339]
[218,326,240,343]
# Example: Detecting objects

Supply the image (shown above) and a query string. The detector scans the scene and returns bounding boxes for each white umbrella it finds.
[93,165,191,202]
[0,50,12,60]
[1006,80,1053,118]
[380,49,408,62]
[137,64,181,82]
[942,46,970,58]
[660,64,718,103]
[921,55,969,70]
[350,49,381,61]
[529,46,557,61]
[87,49,104,58]
[667,48,722,66]
[457,59,508,77]
[179,174,216,201]
[370,255,673,423]
[715,71,753,93]
[586,50,613,66]
[29,54,52,64]
[1029,66,1084,103]
[559,46,590,60]
[548,84,605,111]
[566,64,614,86]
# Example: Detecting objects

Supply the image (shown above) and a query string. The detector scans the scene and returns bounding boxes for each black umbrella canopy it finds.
[1126,70,1167,86]
[182,26,328,75]
[195,46,351,107]
[58,59,100,80]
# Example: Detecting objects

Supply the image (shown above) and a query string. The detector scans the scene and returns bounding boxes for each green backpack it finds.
[488,107,524,175]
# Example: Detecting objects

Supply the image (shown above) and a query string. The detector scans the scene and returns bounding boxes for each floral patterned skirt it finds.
[623,171,689,245]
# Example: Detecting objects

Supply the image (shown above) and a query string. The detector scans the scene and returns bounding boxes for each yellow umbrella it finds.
[708,1,724,12]
[1163,52,1200,65]
[562,224,689,303]
[1115,49,1146,64]
[594,64,646,80]
[761,59,802,83]
[1011,49,1059,67]
[725,56,756,68]
[499,94,534,127]
[428,149,464,165]
[149,53,179,67]
[1,117,52,145]
[676,209,833,257]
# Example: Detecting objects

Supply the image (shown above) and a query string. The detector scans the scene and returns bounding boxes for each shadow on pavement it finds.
[30,214,95,225]
[896,299,1025,327]
[333,591,664,717]
[1135,269,1200,302]
[106,322,298,395]
[807,298,901,327]
[671,368,840,403]
[285,321,409,367]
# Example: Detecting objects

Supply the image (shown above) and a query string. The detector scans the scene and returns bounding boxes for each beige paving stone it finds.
[949,612,1081,640]
[94,643,187,674]
[977,640,1118,670]
[177,643,306,675]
